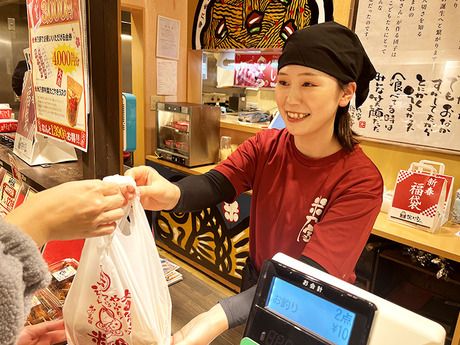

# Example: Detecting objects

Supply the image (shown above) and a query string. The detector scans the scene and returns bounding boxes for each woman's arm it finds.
[173,303,230,345]
[125,166,235,212]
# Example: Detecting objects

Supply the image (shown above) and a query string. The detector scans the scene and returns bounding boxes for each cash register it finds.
[241,253,445,345]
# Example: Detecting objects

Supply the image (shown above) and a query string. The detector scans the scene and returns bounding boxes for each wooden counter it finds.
[146,155,216,175]
[220,115,268,134]
[147,156,460,263]
[373,212,460,263]
[219,115,268,146]
[0,144,83,191]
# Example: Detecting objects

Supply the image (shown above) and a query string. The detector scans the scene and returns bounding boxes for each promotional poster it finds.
[26,0,88,151]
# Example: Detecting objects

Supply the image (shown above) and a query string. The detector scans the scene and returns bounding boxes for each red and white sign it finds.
[0,172,25,214]
[26,0,88,151]
[0,119,18,133]
[389,170,447,232]
[234,53,280,88]
[0,107,12,119]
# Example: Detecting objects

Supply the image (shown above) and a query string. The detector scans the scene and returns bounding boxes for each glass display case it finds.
[156,102,220,167]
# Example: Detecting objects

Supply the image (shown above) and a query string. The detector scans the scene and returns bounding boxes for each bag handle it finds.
[409,162,437,175]
[101,174,137,246]
[419,160,445,175]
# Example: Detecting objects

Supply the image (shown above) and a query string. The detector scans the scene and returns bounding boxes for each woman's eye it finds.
[302,82,314,87]
[277,80,288,86]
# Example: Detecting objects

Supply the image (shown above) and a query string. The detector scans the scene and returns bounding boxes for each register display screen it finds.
[266,277,356,345]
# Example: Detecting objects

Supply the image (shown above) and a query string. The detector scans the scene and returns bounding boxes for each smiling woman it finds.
[276,21,375,155]
[124,21,384,345]
[275,65,356,158]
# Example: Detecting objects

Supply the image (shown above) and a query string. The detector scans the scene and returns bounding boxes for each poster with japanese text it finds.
[352,0,460,153]
[26,0,88,151]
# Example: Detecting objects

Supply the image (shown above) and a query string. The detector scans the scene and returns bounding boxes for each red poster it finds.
[234,53,280,88]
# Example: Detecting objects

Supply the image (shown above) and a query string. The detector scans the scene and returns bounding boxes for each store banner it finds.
[26,0,88,151]
[234,53,279,88]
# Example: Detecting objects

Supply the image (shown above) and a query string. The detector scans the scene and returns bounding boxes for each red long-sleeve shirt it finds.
[215,129,383,283]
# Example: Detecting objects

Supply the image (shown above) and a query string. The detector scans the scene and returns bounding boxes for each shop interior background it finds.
[0,0,28,113]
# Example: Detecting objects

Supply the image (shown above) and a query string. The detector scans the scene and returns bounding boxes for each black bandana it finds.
[277,21,376,108]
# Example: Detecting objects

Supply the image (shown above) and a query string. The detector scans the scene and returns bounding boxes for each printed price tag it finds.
[0,173,21,213]
[52,265,77,282]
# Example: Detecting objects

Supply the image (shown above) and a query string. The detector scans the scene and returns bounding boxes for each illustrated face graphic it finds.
[193,0,333,49]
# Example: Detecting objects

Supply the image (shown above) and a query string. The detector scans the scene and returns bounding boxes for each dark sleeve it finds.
[170,169,236,213]
[11,60,27,97]
[219,286,256,328]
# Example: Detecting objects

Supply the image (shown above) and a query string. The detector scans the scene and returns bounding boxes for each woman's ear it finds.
[338,82,357,107]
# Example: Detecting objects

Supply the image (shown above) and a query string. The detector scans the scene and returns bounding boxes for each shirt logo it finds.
[297,196,328,243]
[223,201,240,223]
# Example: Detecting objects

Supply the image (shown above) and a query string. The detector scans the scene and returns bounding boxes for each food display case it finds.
[156,102,220,167]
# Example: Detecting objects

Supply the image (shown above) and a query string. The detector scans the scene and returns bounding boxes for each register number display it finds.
[266,277,356,345]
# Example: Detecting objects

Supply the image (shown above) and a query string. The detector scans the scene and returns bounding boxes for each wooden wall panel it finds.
[83,0,122,178]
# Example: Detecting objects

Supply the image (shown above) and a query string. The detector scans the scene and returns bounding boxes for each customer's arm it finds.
[4,179,134,246]
[0,220,50,345]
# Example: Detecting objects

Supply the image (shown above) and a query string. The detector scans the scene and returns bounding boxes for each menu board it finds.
[26,0,89,151]
[351,0,460,154]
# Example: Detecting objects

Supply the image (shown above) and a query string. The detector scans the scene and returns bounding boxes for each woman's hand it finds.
[5,180,135,246]
[17,319,66,345]
[172,304,229,345]
[125,166,180,211]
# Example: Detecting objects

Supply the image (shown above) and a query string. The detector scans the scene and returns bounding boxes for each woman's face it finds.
[275,65,350,140]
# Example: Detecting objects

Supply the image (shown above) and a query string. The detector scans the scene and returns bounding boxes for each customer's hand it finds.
[125,166,180,211]
[17,319,66,345]
[5,179,135,246]
[172,304,229,345]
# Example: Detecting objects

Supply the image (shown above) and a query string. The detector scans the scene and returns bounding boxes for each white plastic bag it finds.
[64,175,171,345]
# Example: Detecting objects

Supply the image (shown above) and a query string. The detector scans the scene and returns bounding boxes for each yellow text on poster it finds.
[52,44,79,73]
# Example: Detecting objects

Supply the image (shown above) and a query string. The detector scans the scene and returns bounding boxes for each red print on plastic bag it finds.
[86,267,132,344]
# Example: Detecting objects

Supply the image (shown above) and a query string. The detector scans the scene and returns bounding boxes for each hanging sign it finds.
[26,0,88,151]
[234,53,280,88]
